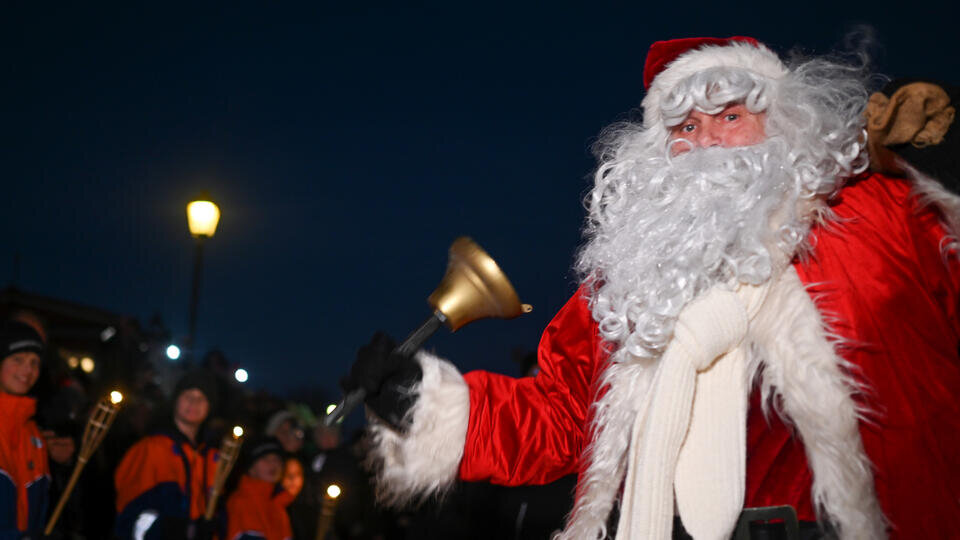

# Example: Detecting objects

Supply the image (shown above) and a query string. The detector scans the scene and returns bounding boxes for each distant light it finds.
[110,391,124,404]
[233,425,244,438]
[234,368,248,383]
[166,345,181,360]
[100,326,117,342]
[80,357,95,373]
[67,356,79,369]
[326,484,341,499]
[325,403,337,416]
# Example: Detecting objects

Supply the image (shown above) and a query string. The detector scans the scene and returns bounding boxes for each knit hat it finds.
[0,321,45,360]
[640,36,787,129]
[243,436,285,470]
[264,410,299,437]
[173,368,219,411]
[36,384,86,438]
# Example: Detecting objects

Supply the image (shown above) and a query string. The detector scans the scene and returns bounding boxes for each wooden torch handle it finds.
[44,457,87,535]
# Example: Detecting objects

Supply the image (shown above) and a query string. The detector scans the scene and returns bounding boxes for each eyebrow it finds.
[721,103,746,113]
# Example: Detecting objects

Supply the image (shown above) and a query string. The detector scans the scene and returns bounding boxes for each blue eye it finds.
[682,124,696,132]
[725,113,739,121]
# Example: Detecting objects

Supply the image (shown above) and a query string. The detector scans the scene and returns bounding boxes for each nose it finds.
[696,123,721,148]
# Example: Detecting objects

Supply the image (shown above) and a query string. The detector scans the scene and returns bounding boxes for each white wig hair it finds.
[576,52,871,365]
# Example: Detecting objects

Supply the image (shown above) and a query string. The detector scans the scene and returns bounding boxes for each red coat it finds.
[457,173,960,537]
[225,475,292,540]
[0,392,50,537]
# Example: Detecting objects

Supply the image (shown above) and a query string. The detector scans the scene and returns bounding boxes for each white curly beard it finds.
[577,137,817,364]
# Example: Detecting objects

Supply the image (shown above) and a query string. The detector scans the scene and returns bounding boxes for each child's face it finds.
[249,453,284,483]
[0,351,40,395]
[282,458,304,497]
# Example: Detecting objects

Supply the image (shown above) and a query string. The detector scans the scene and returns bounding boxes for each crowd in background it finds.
[0,311,574,540]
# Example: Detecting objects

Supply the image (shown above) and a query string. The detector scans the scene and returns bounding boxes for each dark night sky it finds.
[4,3,958,416]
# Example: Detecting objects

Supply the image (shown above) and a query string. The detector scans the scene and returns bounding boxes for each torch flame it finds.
[232,426,244,438]
[326,484,341,499]
[110,391,123,404]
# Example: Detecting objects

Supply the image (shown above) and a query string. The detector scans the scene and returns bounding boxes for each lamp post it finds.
[186,197,220,358]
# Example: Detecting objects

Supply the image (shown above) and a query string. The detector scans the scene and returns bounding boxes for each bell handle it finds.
[395,311,446,356]
[325,311,446,426]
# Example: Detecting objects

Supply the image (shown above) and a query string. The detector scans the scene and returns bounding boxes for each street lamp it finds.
[186,196,220,357]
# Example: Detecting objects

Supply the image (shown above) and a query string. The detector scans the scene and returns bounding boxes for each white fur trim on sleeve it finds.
[365,350,470,507]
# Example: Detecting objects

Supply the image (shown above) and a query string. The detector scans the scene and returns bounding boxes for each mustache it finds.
[591,141,793,277]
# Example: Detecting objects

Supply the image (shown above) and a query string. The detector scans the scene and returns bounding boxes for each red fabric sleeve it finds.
[458,286,605,486]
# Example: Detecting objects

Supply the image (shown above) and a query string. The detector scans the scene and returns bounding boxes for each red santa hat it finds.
[641,36,788,129]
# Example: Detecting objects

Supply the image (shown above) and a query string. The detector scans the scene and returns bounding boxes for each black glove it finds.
[341,331,422,430]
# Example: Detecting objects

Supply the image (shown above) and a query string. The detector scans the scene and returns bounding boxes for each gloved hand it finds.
[341,331,423,430]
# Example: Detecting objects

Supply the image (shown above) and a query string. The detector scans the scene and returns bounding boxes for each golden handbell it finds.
[427,237,533,330]
[326,236,531,425]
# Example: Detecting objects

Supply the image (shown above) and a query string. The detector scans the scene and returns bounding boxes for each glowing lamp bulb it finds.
[325,403,337,415]
[232,426,244,438]
[166,345,181,360]
[234,368,248,383]
[80,357,95,373]
[110,391,124,404]
[187,200,221,237]
[326,484,341,499]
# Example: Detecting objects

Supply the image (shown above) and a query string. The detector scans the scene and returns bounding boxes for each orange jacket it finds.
[0,392,50,538]
[225,476,292,540]
[114,428,218,540]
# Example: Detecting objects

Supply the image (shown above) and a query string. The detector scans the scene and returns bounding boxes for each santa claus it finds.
[342,37,960,539]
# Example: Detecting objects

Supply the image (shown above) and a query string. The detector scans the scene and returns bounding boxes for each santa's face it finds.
[668,103,766,156]
[579,56,866,365]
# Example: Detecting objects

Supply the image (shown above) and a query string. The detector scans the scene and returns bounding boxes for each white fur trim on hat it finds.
[642,41,787,129]
[365,350,470,507]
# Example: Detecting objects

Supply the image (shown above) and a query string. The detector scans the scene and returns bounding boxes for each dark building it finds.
[0,286,190,397]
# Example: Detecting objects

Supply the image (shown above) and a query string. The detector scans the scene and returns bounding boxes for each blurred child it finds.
[114,369,220,540]
[225,437,292,540]
[0,321,50,538]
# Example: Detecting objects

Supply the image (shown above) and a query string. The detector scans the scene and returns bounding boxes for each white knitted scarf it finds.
[615,281,770,540]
